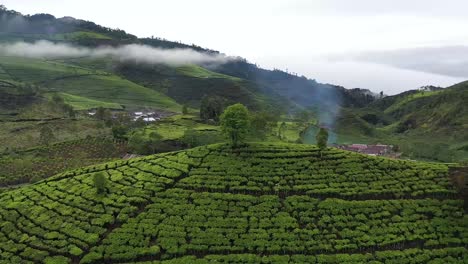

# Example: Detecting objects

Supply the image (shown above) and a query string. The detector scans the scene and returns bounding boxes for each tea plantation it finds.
[0,143,466,263]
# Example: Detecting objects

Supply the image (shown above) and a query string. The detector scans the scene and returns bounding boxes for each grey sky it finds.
[2,0,468,94]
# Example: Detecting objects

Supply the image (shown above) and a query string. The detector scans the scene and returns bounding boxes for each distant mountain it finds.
[1,5,466,162]
[368,81,468,133]
[0,5,376,114]
[347,81,468,162]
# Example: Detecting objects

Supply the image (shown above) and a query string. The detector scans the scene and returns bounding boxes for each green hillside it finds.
[0,56,181,111]
[111,62,284,110]
[0,137,127,187]
[47,93,123,111]
[366,83,468,134]
[0,143,466,263]
[345,83,468,162]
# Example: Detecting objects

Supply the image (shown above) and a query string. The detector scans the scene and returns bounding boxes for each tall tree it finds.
[278,122,287,140]
[93,172,107,194]
[111,125,128,140]
[316,127,329,150]
[220,103,250,147]
[250,111,278,140]
[182,104,189,115]
[95,107,111,121]
[147,132,162,154]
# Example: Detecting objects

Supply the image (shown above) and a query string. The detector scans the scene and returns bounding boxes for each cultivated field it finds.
[0,143,466,263]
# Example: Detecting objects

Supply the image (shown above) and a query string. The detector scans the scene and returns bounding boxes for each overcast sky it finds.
[3,0,468,94]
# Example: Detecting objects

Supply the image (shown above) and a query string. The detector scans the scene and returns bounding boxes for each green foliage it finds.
[93,172,107,194]
[250,111,279,140]
[39,125,56,146]
[316,127,329,150]
[220,103,251,147]
[55,92,123,110]
[0,137,126,186]
[44,255,69,264]
[182,104,188,115]
[296,109,313,123]
[128,131,163,155]
[181,129,198,148]
[181,128,223,148]
[147,132,163,154]
[111,125,129,140]
[0,143,466,263]
[278,121,287,140]
[200,95,224,122]
[95,107,111,121]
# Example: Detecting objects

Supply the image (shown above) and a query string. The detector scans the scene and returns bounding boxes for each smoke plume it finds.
[0,40,231,66]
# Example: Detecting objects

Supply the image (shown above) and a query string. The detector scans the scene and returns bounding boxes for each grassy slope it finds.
[45,74,180,111]
[0,56,181,111]
[136,115,220,141]
[176,65,242,81]
[0,143,466,263]
[108,62,283,110]
[337,83,468,162]
[0,137,127,186]
[0,119,111,152]
[48,92,123,110]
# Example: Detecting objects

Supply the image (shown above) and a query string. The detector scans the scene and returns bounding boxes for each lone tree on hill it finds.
[278,121,287,140]
[316,127,329,150]
[220,103,250,147]
[93,172,107,194]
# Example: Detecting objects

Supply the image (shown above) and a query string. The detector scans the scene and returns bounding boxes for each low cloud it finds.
[294,59,464,95]
[0,40,231,66]
[342,46,468,78]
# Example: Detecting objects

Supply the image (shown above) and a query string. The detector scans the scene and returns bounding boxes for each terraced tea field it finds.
[0,143,466,263]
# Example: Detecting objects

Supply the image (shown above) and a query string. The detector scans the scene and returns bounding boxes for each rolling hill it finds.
[0,55,181,111]
[0,5,376,114]
[347,82,468,162]
[0,143,466,263]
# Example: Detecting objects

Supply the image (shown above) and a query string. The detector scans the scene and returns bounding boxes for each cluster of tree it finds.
[89,107,148,141]
[128,131,163,155]
[250,111,280,140]
[199,98,280,146]
[200,95,225,122]
[181,129,223,148]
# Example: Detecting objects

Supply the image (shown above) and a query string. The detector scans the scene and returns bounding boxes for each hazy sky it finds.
[3,0,468,94]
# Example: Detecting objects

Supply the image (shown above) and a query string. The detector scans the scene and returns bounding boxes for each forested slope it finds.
[0,143,466,263]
